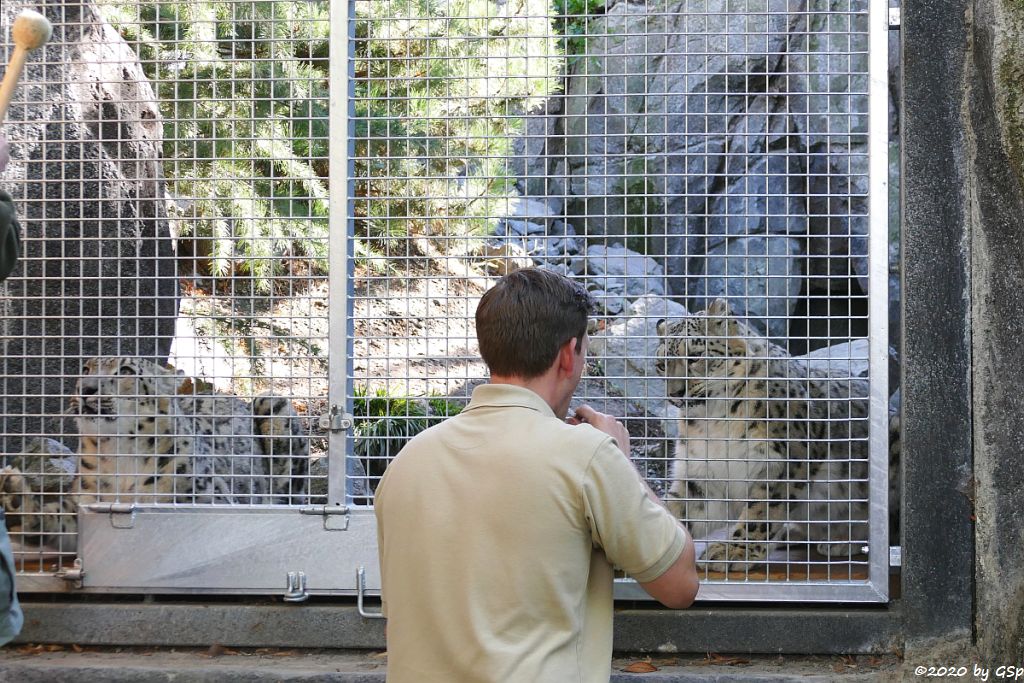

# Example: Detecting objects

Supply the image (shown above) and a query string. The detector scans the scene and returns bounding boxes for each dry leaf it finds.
[698,653,748,666]
[44,644,64,652]
[622,661,658,673]
[71,644,84,653]
[204,643,226,657]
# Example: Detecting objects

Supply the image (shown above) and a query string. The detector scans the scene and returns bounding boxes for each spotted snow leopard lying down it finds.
[654,299,900,572]
[0,356,309,550]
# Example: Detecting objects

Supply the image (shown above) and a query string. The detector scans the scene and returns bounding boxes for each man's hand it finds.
[569,404,630,455]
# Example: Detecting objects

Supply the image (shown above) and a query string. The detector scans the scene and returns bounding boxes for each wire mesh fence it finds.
[346,0,894,596]
[0,0,332,576]
[0,0,893,599]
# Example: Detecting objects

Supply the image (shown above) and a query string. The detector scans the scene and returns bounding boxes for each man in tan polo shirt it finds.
[375,267,698,682]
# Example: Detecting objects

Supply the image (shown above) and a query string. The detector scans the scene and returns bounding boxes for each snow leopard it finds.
[654,299,899,572]
[0,356,309,550]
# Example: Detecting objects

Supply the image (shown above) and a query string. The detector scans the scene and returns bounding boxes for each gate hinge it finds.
[319,405,354,432]
[300,504,351,530]
[888,7,901,29]
[83,502,137,529]
[56,558,84,587]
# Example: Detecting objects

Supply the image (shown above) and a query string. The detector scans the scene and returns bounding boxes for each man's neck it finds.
[488,372,569,418]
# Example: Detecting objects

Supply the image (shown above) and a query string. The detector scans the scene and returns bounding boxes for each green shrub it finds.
[551,0,607,58]
[352,386,465,482]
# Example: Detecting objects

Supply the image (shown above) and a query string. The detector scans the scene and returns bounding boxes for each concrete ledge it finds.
[15,600,902,655]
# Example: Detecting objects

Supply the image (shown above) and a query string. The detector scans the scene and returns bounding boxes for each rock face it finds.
[0,3,178,452]
[511,0,888,346]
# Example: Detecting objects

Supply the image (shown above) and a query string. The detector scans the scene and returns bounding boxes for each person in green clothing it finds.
[0,131,25,646]
[0,133,20,281]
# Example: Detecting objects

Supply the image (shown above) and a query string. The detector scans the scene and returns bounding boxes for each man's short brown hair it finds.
[475,267,593,379]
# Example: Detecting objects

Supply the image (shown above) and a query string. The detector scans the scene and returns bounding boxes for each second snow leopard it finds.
[0,356,309,550]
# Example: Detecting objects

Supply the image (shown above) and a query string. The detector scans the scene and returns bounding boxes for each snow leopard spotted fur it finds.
[654,299,899,572]
[0,356,309,550]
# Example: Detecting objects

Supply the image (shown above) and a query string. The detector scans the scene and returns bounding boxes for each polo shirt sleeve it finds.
[581,439,687,584]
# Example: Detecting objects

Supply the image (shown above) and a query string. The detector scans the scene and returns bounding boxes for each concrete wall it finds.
[967,0,1024,665]
[905,0,1024,665]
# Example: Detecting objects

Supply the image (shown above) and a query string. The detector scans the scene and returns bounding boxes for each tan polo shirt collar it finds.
[464,383,556,419]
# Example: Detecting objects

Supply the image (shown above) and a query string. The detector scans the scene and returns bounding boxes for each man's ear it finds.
[557,337,578,375]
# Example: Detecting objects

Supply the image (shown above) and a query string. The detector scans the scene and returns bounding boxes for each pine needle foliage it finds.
[97,0,331,292]
[98,0,564,283]
[352,0,563,254]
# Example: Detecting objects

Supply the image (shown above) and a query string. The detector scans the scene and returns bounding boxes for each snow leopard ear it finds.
[656,318,667,336]
[705,298,731,318]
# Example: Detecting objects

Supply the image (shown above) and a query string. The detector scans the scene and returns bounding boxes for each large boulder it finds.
[0,3,178,452]
[522,0,878,336]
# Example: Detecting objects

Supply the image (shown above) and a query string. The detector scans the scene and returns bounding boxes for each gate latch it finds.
[319,405,354,432]
[56,558,84,587]
[300,504,351,531]
[83,502,137,529]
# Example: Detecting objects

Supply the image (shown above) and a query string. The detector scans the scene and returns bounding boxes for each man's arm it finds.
[637,525,699,608]
[573,404,700,609]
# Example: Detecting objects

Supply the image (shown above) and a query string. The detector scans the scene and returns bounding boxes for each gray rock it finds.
[550,220,576,237]
[705,153,809,243]
[537,262,574,278]
[798,339,871,378]
[495,218,548,238]
[524,235,580,260]
[506,196,563,221]
[0,3,178,454]
[797,339,901,393]
[562,0,793,240]
[520,0,886,324]
[587,288,625,316]
[588,295,689,437]
[574,244,666,298]
[689,235,804,338]
[510,96,568,198]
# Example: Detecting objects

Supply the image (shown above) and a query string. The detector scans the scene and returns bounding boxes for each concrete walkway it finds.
[0,646,902,682]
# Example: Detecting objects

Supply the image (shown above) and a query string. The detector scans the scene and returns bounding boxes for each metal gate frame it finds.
[12,0,895,604]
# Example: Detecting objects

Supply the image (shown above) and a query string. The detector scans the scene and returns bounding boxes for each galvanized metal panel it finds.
[78,507,379,594]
